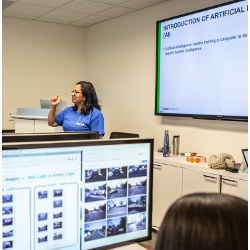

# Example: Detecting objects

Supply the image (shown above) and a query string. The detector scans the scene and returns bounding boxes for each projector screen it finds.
[155,0,248,121]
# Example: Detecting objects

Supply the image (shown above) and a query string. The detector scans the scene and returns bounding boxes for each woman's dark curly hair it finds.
[73,81,101,115]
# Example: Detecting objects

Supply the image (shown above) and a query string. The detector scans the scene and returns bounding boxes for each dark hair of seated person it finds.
[155,193,248,250]
[73,81,101,115]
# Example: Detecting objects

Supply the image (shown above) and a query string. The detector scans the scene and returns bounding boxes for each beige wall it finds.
[2,17,86,129]
[2,0,248,162]
[84,0,248,161]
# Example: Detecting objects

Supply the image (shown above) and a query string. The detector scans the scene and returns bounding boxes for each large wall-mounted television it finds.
[2,138,153,250]
[155,0,248,121]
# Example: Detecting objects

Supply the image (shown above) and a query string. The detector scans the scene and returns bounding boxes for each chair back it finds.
[109,132,139,139]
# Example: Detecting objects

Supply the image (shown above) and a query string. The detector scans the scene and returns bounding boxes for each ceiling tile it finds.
[2,0,170,27]
[17,0,72,8]
[61,0,112,14]
[72,14,110,24]
[88,0,129,5]
[69,21,92,27]
[37,17,71,24]
[2,12,37,19]
[120,0,167,9]
[98,6,135,18]
[3,2,53,16]
[2,0,16,11]
[41,9,90,22]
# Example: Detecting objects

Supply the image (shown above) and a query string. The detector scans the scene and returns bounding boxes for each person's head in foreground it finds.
[155,193,248,250]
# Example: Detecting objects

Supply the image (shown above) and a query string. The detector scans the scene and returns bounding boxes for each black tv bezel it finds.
[2,138,154,250]
[242,148,248,167]
[2,131,99,143]
[155,0,248,122]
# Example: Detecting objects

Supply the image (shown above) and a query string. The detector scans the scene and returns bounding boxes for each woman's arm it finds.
[48,105,58,127]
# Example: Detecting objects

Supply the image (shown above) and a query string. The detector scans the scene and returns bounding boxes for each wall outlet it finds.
[9,111,14,121]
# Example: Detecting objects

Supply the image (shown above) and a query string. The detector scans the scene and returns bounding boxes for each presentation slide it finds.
[157,1,248,117]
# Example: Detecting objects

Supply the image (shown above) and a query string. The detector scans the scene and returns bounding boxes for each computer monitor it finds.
[2,131,99,143]
[40,98,67,114]
[40,98,67,110]
[2,138,153,250]
[242,149,248,167]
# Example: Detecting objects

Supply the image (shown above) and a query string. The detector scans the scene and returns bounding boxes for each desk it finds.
[11,108,63,133]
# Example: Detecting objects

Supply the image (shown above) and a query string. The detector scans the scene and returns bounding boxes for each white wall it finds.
[84,0,248,162]
[2,17,86,129]
[2,0,248,162]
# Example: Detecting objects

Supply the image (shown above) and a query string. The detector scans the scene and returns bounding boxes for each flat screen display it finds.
[155,0,248,121]
[242,149,248,166]
[40,98,67,114]
[2,139,153,250]
[2,131,99,143]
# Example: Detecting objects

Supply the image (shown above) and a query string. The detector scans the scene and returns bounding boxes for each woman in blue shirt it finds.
[48,81,105,138]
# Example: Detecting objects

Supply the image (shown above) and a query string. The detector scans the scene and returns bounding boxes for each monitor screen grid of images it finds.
[84,165,148,239]
[2,140,152,250]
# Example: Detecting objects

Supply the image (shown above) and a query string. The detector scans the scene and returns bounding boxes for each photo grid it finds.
[2,189,30,250]
[83,165,148,243]
[35,188,64,248]
[34,183,78,249]
[2,194,14,249]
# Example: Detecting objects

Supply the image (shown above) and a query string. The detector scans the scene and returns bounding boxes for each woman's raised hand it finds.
[50,95,62,106]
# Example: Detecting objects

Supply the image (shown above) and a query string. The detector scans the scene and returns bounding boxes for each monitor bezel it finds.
[2,131,99,143]
[2,138,154,250]
[242,148,248,167]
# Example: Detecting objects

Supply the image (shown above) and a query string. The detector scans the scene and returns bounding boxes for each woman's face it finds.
[72,84,85,106]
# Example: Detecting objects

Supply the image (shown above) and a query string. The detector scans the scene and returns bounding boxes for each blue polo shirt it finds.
[55,106,105,135]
